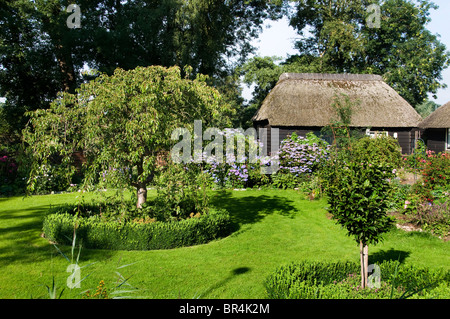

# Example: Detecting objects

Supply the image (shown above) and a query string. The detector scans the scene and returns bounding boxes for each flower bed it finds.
[400,151,450,237]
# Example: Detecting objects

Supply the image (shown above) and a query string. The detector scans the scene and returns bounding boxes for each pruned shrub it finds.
[265,260,450,299]
[350,136,403,168]
[42,206,231,251]
[264,261,359,299]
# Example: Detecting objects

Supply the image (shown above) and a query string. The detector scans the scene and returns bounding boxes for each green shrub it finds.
[27,163,72,195]
[378,260,450,292]
[202,128,271,189]
[270,172,303,189]
[264,260,450,299]
[407,152,450,204]
[43,207,231,251]
[406,201,450,237]
[403,140,427,171]
[388,180,412,212]
[153,163,211,221]
[264,261,359,298]
[400,152,450,237]
[277,132,330,177]
[350,136,403,168]
[421,152,450,191]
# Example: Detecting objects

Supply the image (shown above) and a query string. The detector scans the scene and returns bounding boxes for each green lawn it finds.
[0,189,448,299]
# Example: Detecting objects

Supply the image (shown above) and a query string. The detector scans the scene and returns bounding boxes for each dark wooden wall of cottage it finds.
[422,128,447,154]
[254,123,324,155]
[254,122,418,155]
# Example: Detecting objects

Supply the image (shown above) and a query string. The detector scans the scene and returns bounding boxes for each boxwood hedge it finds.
[42,207,232,250]
[265,260,450,299]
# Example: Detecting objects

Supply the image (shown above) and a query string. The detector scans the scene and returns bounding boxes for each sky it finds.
[246,0,450,106]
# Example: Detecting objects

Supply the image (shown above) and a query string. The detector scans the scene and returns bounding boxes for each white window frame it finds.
[365,129,389,139]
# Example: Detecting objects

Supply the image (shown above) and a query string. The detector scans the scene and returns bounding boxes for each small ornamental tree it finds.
[321,146,396,289]
[23,65,232,208]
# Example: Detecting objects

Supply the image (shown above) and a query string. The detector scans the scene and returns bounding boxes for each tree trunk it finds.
[136,185,147,209]
[135,162,154,209]
[360,241,369,289]
[57,50,76,93]
[364,244,369,288]
[135,162,152,209]
[41,6,77,94]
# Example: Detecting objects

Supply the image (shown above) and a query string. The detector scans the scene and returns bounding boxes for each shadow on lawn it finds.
[0,196,13,204]
[0,204,114,267]
[199,266,251,298]
[369,248,411,265]
[210,191,297,232]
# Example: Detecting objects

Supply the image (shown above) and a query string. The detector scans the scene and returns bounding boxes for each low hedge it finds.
[42,207,232,251]
[265,260,450,299]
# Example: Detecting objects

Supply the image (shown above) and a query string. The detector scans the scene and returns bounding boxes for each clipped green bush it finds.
[350,136,403,168]
[43,207,231,251]
[265,260,450,299]
[264,261,359,299]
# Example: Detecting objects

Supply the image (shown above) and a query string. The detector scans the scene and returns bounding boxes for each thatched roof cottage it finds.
[419,101,450,153]
[252,73,423,155]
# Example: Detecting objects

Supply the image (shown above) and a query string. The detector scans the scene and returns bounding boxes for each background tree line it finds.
[0,0,449,193]
[240,0,449,126]
[0,0,285,143]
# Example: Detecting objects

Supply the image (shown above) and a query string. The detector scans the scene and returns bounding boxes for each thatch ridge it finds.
[279,73,383,82]
[419,101,450,129]
[252,73,422,128]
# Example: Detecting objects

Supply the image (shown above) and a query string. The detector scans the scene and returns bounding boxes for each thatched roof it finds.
[252,73,422,128]
[419,101,450,129]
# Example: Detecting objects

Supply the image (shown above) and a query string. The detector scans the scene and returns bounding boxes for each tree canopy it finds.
[241,0,450,114]
[23,65,233,207]
[0,0,285,139]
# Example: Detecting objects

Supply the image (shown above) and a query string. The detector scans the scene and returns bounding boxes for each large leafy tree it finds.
[360,0,449,106]
[0,0,68,137]
[290,0,370,73]
[69,0,285,78]
[23,66,233,208]
[0,0,284,130]
[242,0,449,111]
